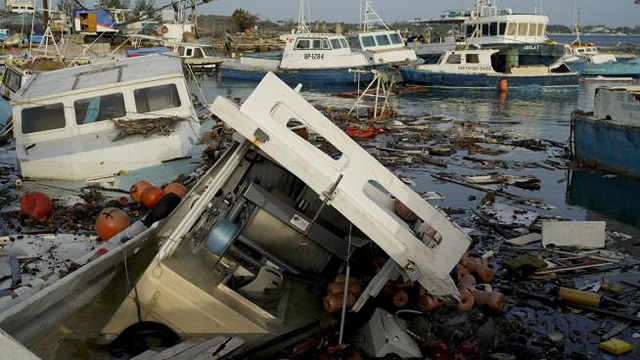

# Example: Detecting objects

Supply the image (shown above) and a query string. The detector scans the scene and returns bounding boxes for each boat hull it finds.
[571,58,640,78]
[220,66,377,85]
[571,114,640,178]
[399,68,580,88]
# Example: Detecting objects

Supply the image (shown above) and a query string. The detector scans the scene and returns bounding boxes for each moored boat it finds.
[399,47,579,88]
[409,0,566,67]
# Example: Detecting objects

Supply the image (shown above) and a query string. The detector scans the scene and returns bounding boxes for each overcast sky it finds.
[199,0,639,27]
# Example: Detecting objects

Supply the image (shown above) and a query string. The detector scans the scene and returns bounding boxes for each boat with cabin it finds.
[220,0,415,85]
[571,86,640,178]
[399,46,579,88]
[10,54,201,182]
[562,41,640,79]
[409,0,566,68]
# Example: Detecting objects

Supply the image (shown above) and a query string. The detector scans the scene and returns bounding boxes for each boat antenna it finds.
[361,0,389,31]
[296,0,310,34]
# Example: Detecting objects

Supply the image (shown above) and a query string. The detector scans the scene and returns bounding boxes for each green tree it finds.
[133,0,155,16]
[98,0,130,9]
[231,8,258,32]
[56,0,82,16]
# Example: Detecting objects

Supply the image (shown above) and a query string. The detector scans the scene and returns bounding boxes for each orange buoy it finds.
[140,186,164,209]
[498,78,508,92]
[20,191,53,221]
[457,290,475,311]
[417,295,443,312]
[162,183,188,198]
[473,290,507,312]
[130,180,153,202]
[95,207,131,240]
[323,293,356,312]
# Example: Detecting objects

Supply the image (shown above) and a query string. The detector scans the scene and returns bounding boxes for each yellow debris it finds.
[599,338,634,355]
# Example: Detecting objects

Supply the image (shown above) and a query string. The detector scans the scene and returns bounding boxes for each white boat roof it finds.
[18,55,184,101]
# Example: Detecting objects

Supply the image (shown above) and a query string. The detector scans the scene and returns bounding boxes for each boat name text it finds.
[457,65,493,71]
[304,53,325,60]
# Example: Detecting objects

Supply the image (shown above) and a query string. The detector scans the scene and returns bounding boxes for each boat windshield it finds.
[202,46,217,57]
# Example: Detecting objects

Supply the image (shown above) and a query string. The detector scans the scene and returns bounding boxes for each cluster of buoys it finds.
[94,180,188,240]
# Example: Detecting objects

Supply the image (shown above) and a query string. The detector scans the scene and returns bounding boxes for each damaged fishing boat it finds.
[11,54,201,182]
[91,72,470,357]
[571,85,640,178]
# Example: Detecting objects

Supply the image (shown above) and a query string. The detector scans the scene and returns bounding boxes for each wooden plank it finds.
[505,233,542,246]
[131,349,159,360]
[148,341,195,359]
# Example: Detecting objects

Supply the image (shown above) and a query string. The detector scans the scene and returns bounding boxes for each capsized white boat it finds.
[100,72,471,344]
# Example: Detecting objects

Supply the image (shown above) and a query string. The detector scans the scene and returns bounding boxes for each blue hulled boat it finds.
[571,86,640,178]
[400,47,579,88]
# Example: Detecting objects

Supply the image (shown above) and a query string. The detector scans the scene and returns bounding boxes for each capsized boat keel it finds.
[102,72,470,340]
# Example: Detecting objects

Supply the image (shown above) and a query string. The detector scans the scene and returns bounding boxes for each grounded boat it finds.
[409,0,566,67]
[571,86,640,178]
[561,39,640,78]
[399,47,580,88]
[11,55,201,181]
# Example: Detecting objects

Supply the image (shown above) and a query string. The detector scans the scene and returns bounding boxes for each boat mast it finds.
[360,0,389,31]
[296,0,310,34]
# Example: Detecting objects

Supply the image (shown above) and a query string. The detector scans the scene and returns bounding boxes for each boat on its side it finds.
[571,86,640,178]
[562,40,640,78]
[11,55,201,181]
[399,47,579,88]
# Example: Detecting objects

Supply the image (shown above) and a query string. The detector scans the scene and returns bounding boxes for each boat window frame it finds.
[537,23,545,37]
[375,34,391,46]
[339,38,349,48]
[465,53,480,64]
[529,23,537,36]
[389,32,403,45]
[481,23,489,36]
[518,23,528,36]
[21,102,66,134]
[446,53,462,64]
[2,66,22,93]
[134,83,182,114]
[505,22,516,36]
[294,38,311,50]
[498,22,506,35]
[73,92,127,125]
[361,35,376,48]
[330,38,343,49]
[489,22,498,36]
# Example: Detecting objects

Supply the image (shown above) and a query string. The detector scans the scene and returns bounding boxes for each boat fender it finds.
[161,25,169,34]
[498,78,508,92]
[142,192,181,226]
[107,321,180,357]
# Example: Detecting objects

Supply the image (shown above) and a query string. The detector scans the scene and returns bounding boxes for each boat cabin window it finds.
[465,53,480,63]
[22,103,65,134]
[482,23,489,36]
[295,39,311,50]
[506,23,516,36]
[529,23,537,36]
[446,54,462,64]
[499,23,506,35]
[134,83,181,113]
[466,25,474,37]
[375,34,391,46]
[389,32,403,45]
[330,38,343,49]
[74,93,126,124]
[518,23,528,36]
[2,67,22,92]
[194,47,204,58]
[489,22,498,36]
[361,35,376,48]
[340,38,348,48]
[537,24,545,36]
[203,47,216,56]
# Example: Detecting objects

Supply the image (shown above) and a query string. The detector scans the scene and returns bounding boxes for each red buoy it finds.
[129,180,153,203]
[162,183,187,198]
[20,191,53,221]
[498,78,508,92]
[95,207,131,240]
[140,186,164,208]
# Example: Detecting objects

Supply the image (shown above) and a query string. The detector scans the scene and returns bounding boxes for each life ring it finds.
[161,25,169,34]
